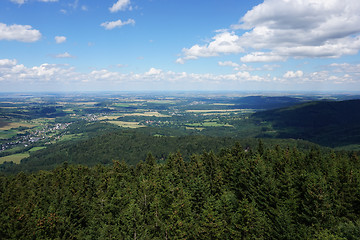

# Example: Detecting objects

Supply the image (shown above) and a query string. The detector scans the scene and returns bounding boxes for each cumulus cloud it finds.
[283,70,304,78]
[0,23,41,42]
[0,59,77,84]
[55,36,66,44]
[146,68,162,75]
[1,59,359,91]
[109,0,131,13]
[54,52,75,58]
[176,32,244,64]
[0,59,17,68]
[178,0,360,63]
[100,19,135,30]
[218,61,239,68]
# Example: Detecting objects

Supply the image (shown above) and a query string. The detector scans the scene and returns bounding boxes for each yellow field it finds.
[107,121,145,128]
[185,127,204,131]
[0,153,30,164]
[147,100,176,104]
[202,113,232,116]
[70,102,98,106]
[0,122,36,131]
[122,111,171,117]
[186,109,248,113]
[100,112,170,119]
[98,116,121,120]
[31,118,56,125]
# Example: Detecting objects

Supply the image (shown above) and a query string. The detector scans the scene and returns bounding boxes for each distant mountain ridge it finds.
[253,99,360,147]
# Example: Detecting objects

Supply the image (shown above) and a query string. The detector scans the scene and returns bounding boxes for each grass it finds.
[0,130,18,139]
[29,147,46,152]
[108,121,145,128]
[0,153,30,164]
[58,134,84,142]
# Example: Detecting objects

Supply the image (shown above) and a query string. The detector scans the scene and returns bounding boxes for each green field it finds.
[0,153,29,164]
[29,146,46,152]
[113,103,132,107]
[58,134,84,142]
[108,121,145,128]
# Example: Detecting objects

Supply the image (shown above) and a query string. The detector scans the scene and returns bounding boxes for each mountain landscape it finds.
[0,92,359,239]
[2,0,360,239]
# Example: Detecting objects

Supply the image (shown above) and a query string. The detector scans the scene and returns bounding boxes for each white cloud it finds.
[55,36,66,44]
[10,0,58,4]
[100,19,135,30]
[176,32,244,64]
[146,68,162,75]
[0,59,17,68]
[1,59,359,91]
[54,52,75,58]
[329,63,360,73]
[178,0,360,63]
[10,0,26,4]
[241,52,286,63]
[283,70,304,78]
[109,0,131,13]
[0,60,77,83]
[218,61,260,71]
[0,23,41,42]
[218,61,239,67]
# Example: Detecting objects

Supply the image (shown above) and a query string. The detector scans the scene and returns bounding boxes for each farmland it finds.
[1,92,360,164]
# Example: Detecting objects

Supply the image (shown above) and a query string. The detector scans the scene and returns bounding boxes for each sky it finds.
[1,0,360,92]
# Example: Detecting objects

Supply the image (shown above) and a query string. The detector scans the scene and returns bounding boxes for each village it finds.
[0,122,72,153]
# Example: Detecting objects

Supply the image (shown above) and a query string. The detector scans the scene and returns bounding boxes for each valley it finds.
[1,92,360,171]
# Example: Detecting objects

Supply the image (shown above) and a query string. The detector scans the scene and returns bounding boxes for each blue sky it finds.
[1,0,360,92]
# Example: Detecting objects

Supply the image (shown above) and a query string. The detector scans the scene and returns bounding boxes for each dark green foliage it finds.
[1,125,325,174]
[1,143,360,239]
[253,99,360,147]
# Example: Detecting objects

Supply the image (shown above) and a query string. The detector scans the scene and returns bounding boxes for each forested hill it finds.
[1,143,359,239]
[253,99,360,147]
[0,128,321,174]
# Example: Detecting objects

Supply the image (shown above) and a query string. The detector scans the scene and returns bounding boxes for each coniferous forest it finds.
[1,142,360,239]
